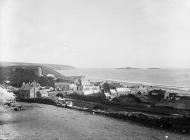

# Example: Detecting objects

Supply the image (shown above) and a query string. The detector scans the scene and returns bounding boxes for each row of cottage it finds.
[15,77,135,99]
[15,74,182,100]
[3,77,184,102]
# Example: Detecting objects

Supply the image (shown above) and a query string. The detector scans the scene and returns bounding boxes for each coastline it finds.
[86,76,190,95]
[59,68,190,92]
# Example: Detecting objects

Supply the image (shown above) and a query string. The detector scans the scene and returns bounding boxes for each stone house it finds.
[18,83,39,99]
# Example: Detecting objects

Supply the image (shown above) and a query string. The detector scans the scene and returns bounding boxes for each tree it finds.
[37,76,55,87]
[102,83,111,92]
[9,67,39,87]
[36,91,41,98]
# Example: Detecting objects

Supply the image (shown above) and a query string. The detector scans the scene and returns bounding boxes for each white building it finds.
[55,82,70,91]
[116,87,131,96]
[80,78,100,95]
[110,89,117,96]
[83,86,100,95]
[69,83,78,91]
[46,74,56,80]
[82,79,93,87]
[38,89,49,97]
[104,92,115,100]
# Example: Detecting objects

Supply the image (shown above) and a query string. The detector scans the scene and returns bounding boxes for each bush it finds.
[67,93,106,103]
[148,89,166,101]
[56,93,64,98]
[112,94,140,104]
[19,97,57,106]
[93,104,105,110]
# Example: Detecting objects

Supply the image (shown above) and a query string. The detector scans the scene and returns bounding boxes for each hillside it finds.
[0,62,74,87]
[41,66,67,79]
[0,62,75,71]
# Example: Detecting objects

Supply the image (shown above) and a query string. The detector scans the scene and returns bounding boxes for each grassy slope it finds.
[0,61,75,71]
[0,63,72,87]
[0,61,75,79]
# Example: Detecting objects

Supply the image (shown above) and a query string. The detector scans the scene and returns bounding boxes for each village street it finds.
[0,103,190,140]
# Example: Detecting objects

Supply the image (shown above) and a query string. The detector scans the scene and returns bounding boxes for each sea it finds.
[59,68,190,91]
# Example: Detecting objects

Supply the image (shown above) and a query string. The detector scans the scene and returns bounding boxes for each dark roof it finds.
[6,86,19,91]
[20,84,33,91]
[55,82,70,85]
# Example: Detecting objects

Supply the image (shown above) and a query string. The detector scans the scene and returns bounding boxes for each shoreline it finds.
[59,68,190,94]
[60,69,190,92]
[86,76,190,94]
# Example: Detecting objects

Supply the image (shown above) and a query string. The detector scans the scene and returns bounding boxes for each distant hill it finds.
[147,68,161,69]
[117,67,161,70]
[41,66,67,79]
[116,67,139,69]
[0,62,75,70]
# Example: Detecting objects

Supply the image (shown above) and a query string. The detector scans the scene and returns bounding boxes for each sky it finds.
[0,0,190,68]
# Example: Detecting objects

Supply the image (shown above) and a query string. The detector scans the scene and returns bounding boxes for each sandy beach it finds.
[0,102,190,140]
[59,68,190,96]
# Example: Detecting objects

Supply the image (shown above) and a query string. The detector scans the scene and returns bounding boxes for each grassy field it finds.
[16,91,190,133]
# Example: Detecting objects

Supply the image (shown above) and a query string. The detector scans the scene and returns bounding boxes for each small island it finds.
[116,67,140,69]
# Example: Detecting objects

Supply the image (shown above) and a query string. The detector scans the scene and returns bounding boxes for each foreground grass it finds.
[18,95,190,134]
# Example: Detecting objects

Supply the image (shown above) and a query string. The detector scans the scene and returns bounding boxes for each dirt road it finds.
[0,103,190,140]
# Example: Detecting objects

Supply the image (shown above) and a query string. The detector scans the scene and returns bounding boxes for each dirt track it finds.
[1,103,190,140]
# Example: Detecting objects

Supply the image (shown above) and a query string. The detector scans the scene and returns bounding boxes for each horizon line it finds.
[0,60,190,69]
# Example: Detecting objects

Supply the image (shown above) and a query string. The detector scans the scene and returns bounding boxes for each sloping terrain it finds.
[0,62,72,87]
[0,61,75,71]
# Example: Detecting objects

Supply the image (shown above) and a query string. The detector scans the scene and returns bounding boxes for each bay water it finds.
[59,68,190,90]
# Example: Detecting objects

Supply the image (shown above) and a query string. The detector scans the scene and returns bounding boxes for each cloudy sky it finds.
[0,0,190,68]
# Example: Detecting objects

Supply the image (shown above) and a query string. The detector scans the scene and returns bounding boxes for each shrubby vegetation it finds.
[67,93,107,103]
[19,97,57,106]
[37,76,55,87]
[0,66,55,87]
[148,89,166,101]
[55,78,70,83]
[56,93,64,98]
[9,67,39,87]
